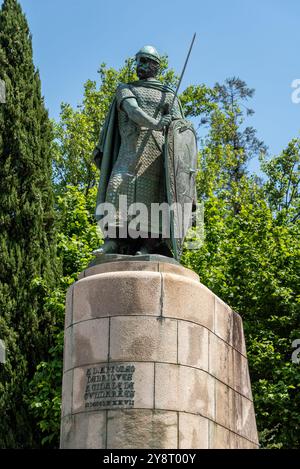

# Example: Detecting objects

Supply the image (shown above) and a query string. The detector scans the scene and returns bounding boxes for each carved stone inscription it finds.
[84,364,135,409]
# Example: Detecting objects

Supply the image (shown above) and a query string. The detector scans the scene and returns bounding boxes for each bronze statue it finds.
[93,44,197,260]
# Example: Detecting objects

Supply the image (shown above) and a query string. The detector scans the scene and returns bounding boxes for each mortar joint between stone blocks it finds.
[158,272,164,320]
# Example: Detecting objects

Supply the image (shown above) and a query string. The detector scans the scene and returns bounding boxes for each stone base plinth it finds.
[60,261,259,449]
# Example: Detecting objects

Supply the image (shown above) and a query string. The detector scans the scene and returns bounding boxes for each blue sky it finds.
[4,0,300,172]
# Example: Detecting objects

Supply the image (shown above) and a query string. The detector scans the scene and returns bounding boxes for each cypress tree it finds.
[0,0,58,447]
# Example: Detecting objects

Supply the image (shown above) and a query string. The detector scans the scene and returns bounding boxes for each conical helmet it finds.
[135,45,161,64]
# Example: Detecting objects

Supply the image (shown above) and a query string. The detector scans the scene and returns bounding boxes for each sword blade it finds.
[170,32,196,112]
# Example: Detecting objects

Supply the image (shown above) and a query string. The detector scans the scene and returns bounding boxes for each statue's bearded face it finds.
[136,56,159,79]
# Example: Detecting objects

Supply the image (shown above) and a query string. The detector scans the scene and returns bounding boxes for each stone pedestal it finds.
[60,261,259,449]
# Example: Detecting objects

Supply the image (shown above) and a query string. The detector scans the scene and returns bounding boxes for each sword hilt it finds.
[162,102,170,115]
[162,103,171,136]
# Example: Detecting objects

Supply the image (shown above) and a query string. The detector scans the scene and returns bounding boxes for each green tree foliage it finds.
[183,78,300,447]
[198,78,267,216]
[29,186,100,447]
[260,139,300,224]
[0,0,59,448]
[183,171,300,448]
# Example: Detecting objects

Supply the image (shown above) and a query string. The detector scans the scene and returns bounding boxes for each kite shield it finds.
[164,118,198,260]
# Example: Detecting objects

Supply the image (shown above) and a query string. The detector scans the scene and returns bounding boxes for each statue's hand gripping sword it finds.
[163,33,196,260]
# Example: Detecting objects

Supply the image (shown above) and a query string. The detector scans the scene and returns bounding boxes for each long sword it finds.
[169,32,196,113]
[163,33,196,260]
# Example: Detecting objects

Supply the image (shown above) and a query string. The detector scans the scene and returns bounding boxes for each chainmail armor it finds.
[105,81,181,235]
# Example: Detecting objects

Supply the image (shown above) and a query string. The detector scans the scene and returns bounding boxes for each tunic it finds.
[104,79,182,235]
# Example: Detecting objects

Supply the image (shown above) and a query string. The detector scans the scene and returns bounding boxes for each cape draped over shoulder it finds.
[94,80,183,213]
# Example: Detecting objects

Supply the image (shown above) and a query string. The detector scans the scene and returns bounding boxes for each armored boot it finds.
[135,237,173,257]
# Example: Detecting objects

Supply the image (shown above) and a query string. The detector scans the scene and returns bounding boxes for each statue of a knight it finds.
[93,45,197,260]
